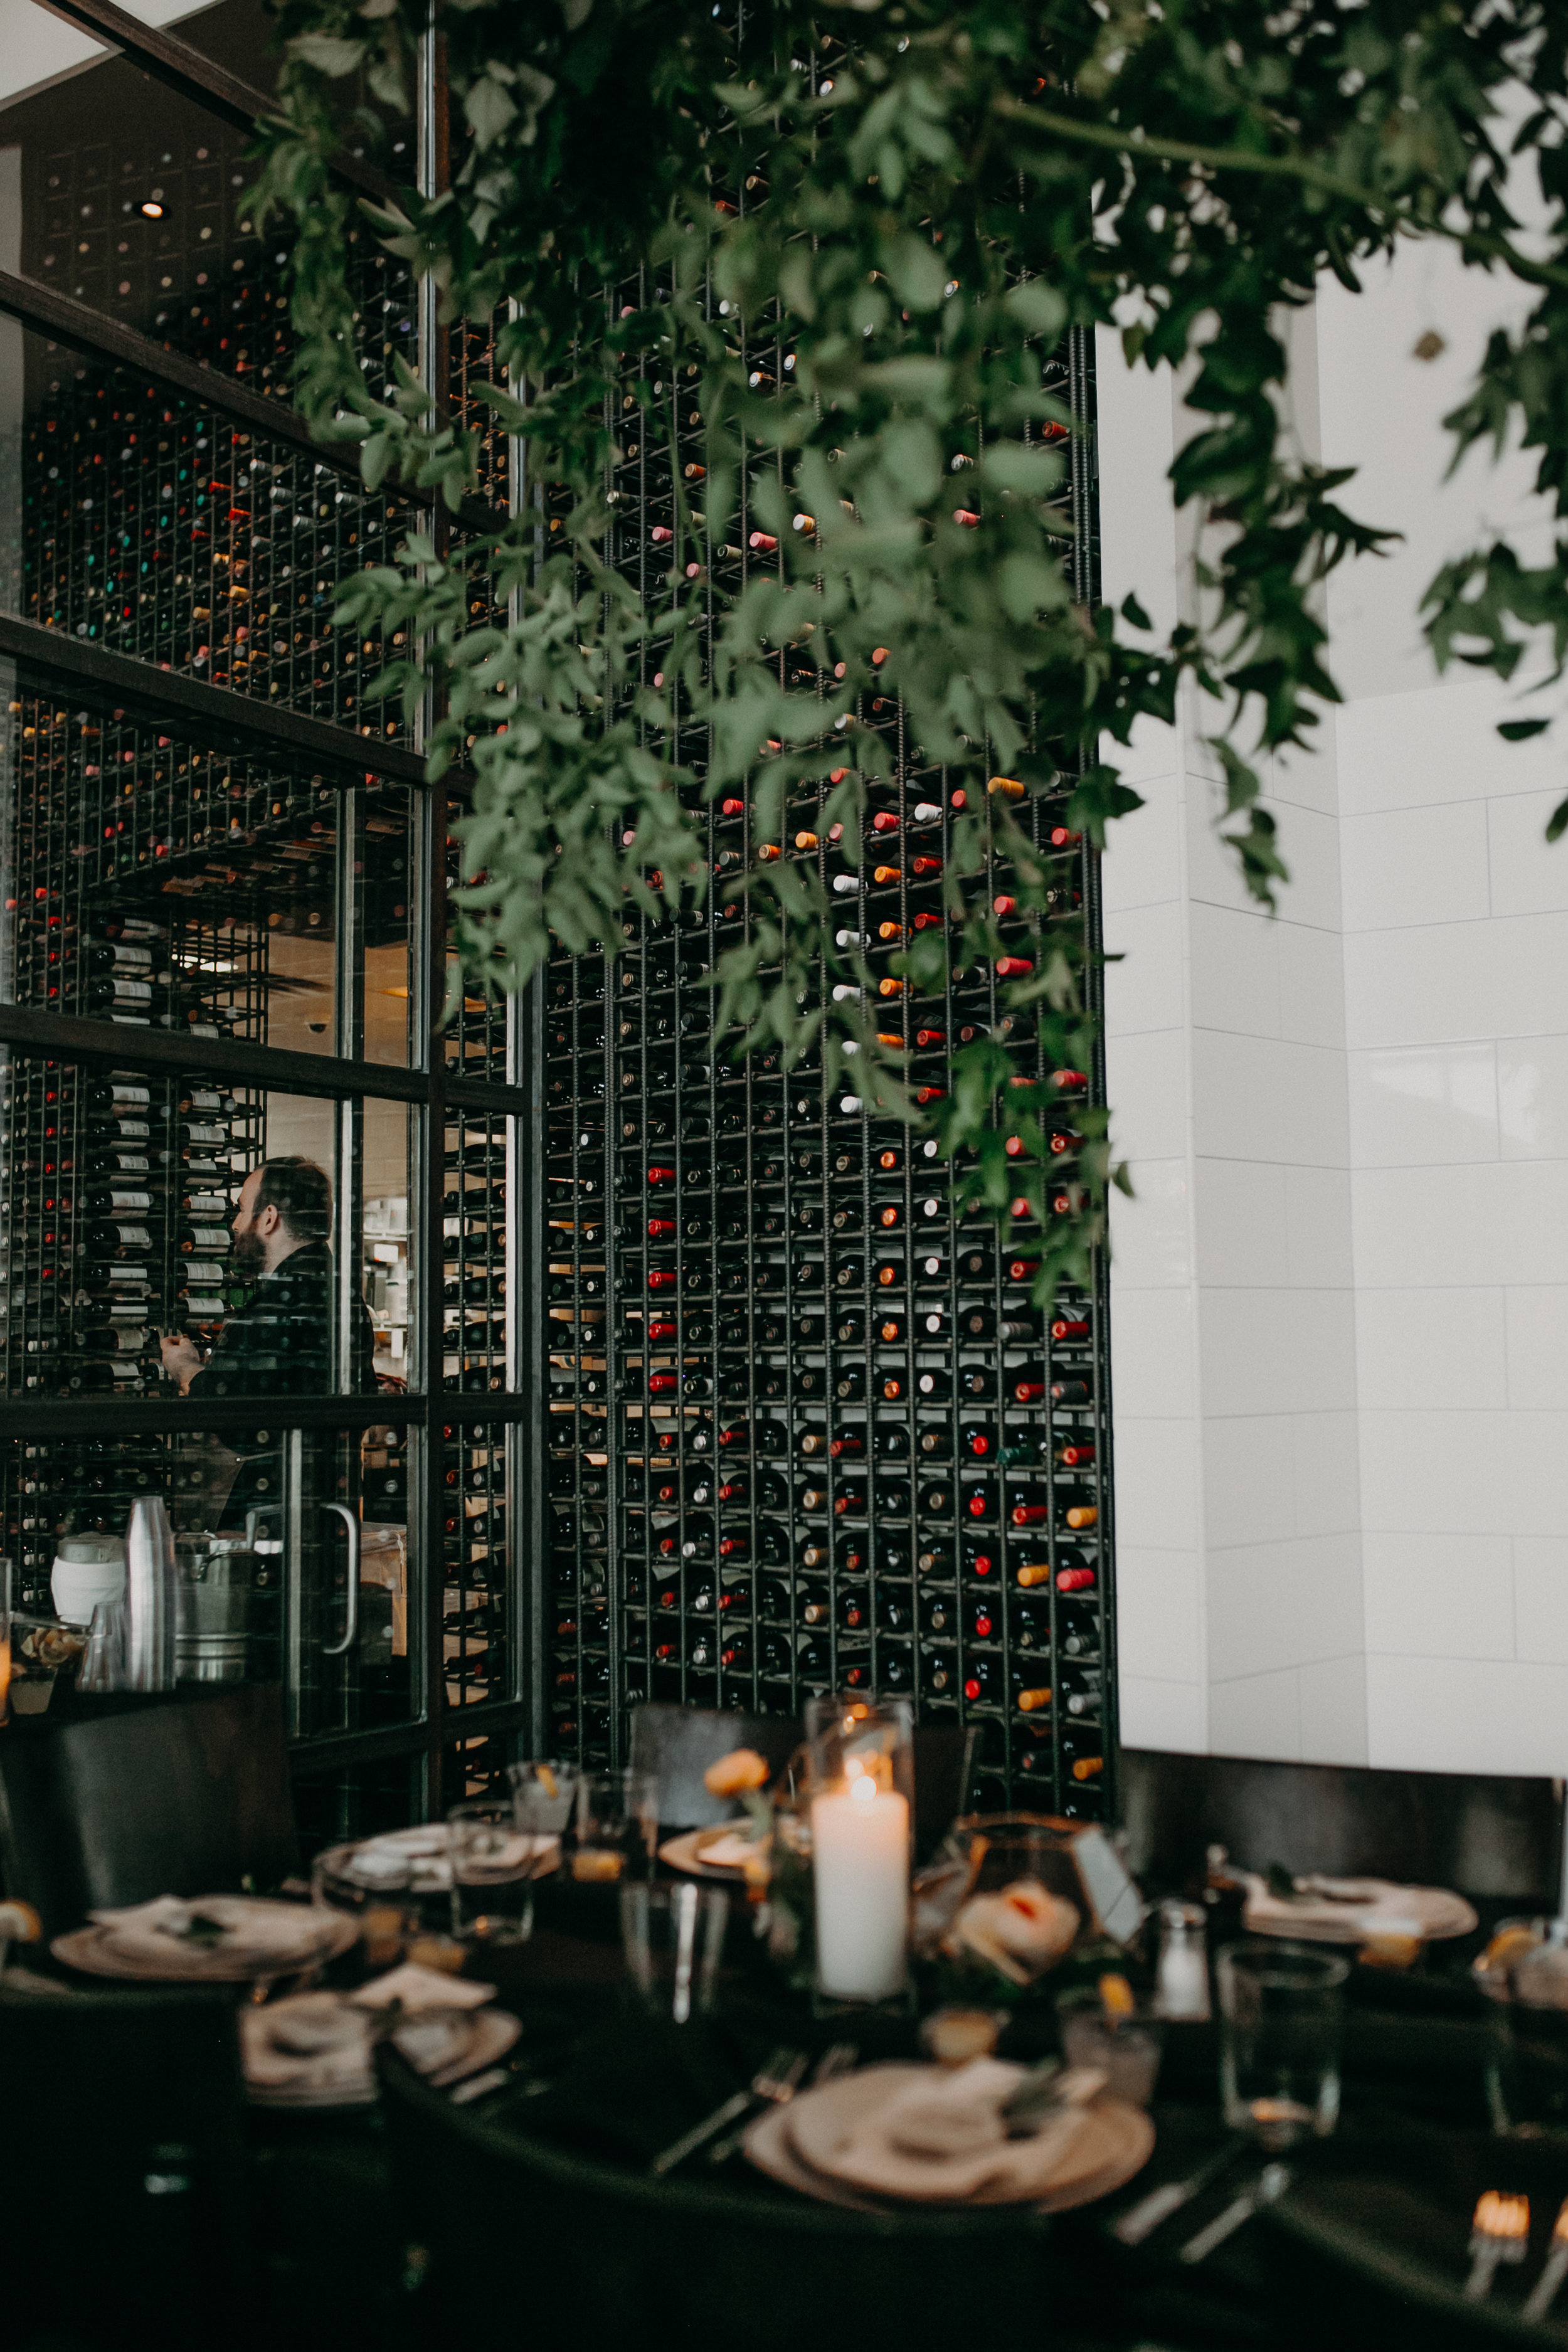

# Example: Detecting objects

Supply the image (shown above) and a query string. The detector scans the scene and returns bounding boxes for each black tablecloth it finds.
[242,1877,1554,2351]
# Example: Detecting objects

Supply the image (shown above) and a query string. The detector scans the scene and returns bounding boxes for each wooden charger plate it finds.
[657,1828,755,1880]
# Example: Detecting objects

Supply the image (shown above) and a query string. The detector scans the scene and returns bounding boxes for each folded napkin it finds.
[350,1961,495,2014]
[89,1895,341,1969]
[817,2059,1090,2203]
[240,1994,376,2107]
[1242,1873,1476,1943]
[339,1826,555,1892]
[391,2007,521,2087]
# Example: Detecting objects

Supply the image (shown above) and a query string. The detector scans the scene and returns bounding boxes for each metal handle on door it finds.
[320,1502,361,1657]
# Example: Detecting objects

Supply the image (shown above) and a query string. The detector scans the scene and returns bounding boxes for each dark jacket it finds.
[187,1242,378,1533]
[187,1241,376,1402]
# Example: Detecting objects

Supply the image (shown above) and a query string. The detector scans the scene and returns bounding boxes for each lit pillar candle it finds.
[811,1773,909,2000]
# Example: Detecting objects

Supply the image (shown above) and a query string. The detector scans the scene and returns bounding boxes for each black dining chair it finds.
[0,1683,300,1936]
[1120,1745,1562,1907]
[628,1706,977,1862]
[628,1704,804,1831]
[0,1980,255,2344]
[377,2049,1091,2352]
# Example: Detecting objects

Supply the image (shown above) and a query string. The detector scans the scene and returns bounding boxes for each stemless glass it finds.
[508,1759,581,1840]
[1217,1942,1349,2147]
[447,1800,538,1946]
[620,1882,729,2023]
[1056,1986,1165,2106]
[572,1771,657,1883]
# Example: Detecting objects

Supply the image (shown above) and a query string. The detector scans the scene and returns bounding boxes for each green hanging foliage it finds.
[246,0,1568,1301]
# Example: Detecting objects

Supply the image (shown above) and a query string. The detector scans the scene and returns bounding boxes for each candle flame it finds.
[849,1774,876,1804]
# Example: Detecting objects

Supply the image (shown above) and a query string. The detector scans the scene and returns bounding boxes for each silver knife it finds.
[1113,2139,1244,2245]
[1178,2161,1292,2264]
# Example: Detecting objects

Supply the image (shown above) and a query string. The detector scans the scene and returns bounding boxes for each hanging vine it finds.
[246,0,1568,1298]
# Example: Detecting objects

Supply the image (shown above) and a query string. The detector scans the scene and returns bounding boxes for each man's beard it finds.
[231,1226,267,1283]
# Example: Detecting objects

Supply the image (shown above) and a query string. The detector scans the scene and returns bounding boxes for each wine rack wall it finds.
[0,1,519,1833]
[539,262,1115,1816]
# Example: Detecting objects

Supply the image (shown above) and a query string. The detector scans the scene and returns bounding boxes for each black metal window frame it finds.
[0,2,543,1805]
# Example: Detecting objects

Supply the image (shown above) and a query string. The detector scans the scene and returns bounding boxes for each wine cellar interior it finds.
[0,0,1115,1833]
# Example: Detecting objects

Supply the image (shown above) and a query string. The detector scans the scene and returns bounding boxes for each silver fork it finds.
[1466,2191,1530,2300]
[707,2039,858,2166]
[650,2045,805,2176]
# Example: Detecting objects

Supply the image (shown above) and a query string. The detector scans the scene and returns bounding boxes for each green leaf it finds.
[285,32,367,74]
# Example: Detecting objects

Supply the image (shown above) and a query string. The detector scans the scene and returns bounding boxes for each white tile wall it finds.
[1100,245,1568,1779]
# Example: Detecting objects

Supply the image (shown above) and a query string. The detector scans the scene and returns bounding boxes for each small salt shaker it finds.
[1156,1897,1211,2020]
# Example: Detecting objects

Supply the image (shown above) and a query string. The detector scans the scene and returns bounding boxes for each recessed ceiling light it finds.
[140,200,163,218]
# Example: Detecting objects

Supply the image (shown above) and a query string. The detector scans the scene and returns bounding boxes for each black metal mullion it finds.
[0,615,453,791]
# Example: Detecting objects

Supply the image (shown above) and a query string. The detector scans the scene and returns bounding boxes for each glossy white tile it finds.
[1188,902,1280,1039]
[1104,1026,1191,1163]
[1505,1288,1568,1412]
[1498,1033,1568,1160]
[1192,1031,1350,1167]
[1340,800,1489,933]
[1512,1537,1568,1666]
[1345,912,1568,1049]
[1117,1674,1207,1755]
[1291,1411,1364,1539]
[1365,1655,1568,1776]
[1285,1167,1357,1288]
[1488,789,1568,918]
[1115,1547,1205,1682]
[1353,1160,1568,1288]
[1346,1042,1499,1168]
[1109,1413,1203,1554]
[1362,1530,1514,1659]
[1108,1158,1192,1290]
[1202,1414,1298,1550]
[1192,1158,1289,1290]
[1354,1286,1506,1411]
[1188,791,1343,933]
[1198,1288,1357,1421]
[1297,1655,1370,1766]
[1108,1288,1200,1421]
[1104,898,1187,1041]
[1276,921,1349,1051]
[1359,1408,1568,1538]
[1102,780,1184,914]
[1205,1535,1365,1680]
[1207,1668,1304,1762]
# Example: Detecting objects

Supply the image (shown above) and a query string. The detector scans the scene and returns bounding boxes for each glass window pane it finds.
[0,673,415,1063]
[0,1413,418,1747]
[0,54,413,404]
[2,329,416,744]
[0,1047,405,1404]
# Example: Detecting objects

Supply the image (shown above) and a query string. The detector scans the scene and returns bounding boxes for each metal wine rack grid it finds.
[538,47,1116,1817]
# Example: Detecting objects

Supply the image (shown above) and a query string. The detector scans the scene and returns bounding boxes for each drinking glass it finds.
[1217,1942,1348,2146]
[1056,1986,1166,2106]
[447,1800,538,1945]
[572,1771,656,1883]
[620,1882,729,2023]
[508,1759,581,1839]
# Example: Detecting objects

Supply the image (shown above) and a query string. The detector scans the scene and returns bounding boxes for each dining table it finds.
[220,1868,1560,2351]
